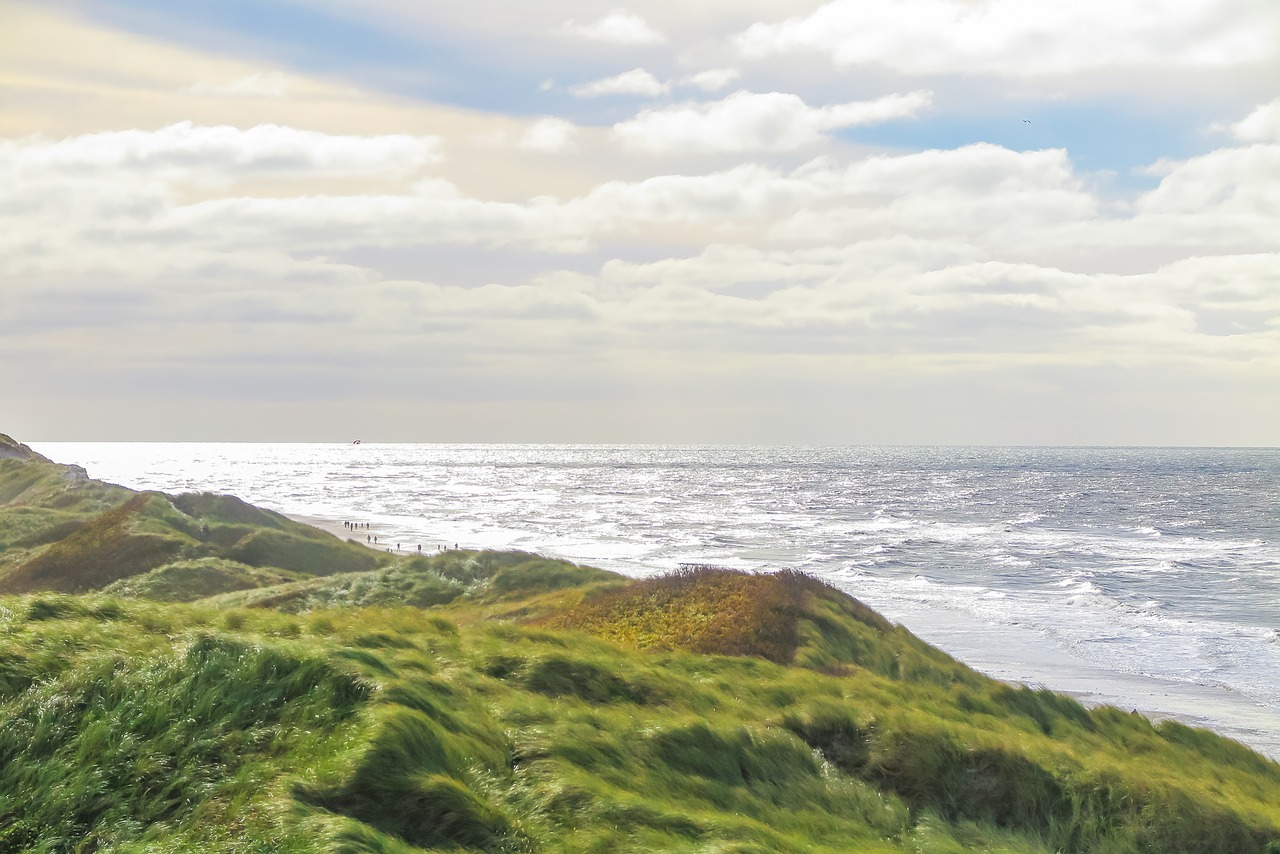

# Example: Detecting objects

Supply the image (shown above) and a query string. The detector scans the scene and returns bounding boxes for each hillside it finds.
[1,435,1279,852]
[0,434,387,596]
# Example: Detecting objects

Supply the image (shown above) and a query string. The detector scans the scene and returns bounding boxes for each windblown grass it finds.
[0,494,187,594]
[0,441,1278,853]
[0,459,386,596]
[0,601,370,851]
[101,557,300,602]
[209,551,622,615]
[0,583,1277,853]
[544,567,981,689]
[0,449,134,566]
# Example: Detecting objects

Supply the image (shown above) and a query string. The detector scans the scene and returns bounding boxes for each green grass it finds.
[0,494,188,594]
[0,602,370,851]
[1,442,1279,852]
[0,454,131,555]
[0,451,387,595]
[0,587,1277,853]
[101,557,301,602]
[208,551,622,615]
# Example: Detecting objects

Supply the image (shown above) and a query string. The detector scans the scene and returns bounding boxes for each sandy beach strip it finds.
[288,513,449,556]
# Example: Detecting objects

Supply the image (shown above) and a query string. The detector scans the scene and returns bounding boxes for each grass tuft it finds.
[0,624,370,850]
[303,709,521,852]
[520,654,658,705]
[782,703,873,774]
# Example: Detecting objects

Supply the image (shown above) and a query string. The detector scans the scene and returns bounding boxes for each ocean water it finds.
[33,442,1280,758]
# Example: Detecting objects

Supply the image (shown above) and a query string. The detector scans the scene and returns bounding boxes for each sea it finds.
[32,442,1280,759]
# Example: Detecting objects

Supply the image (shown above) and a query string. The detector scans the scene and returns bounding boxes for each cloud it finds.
[6,1,1277,444]
[0,122,441,183]
[1233,99,1280,142]
[518,117,579,152]
[182,71,297,98]
[2,113,1276,381]
[559,11,665,45]
[680,69,741,92]
[2,132,1080,284]
[570,68,668,98]
[3,114,1273,271]
[736,0,1280,76]
[768,144,1097,245]
[585,242,1280,369]
[572,163,818,228]
[1116,142,1280,257]
[612,90,932,153]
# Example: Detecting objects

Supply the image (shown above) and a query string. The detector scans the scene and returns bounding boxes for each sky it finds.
[2,0,1277,444]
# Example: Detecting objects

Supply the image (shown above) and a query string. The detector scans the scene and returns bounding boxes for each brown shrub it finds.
[545,567,826,663]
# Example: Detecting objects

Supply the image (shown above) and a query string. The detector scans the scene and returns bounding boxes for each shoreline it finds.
[292,513,460,557]
[844,592,1280,761]
[294,511,1280,759]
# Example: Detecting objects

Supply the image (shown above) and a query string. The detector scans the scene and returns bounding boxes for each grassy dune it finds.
[1,581,1278,853]
[0,434,386,597]
[1,433,1279,852]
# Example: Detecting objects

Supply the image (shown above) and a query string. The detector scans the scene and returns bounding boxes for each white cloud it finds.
[7,0,1277,444]
[4,115,1274,269]
[570,68,668,98]
[183,71,297,98]
[736,0,1280,76]
[573,163,816,228]
[680,69,741,92]
[587,242,1280,368]
[0,122,441,183]
[1233,99,1280,142]
[612,90,932,153]
[770,144,1097,243]
[559,11,666,45]
[2,114,1276,392]
[1139,144,1280,218]
[161,194,566,253]
[518,117,579,152]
